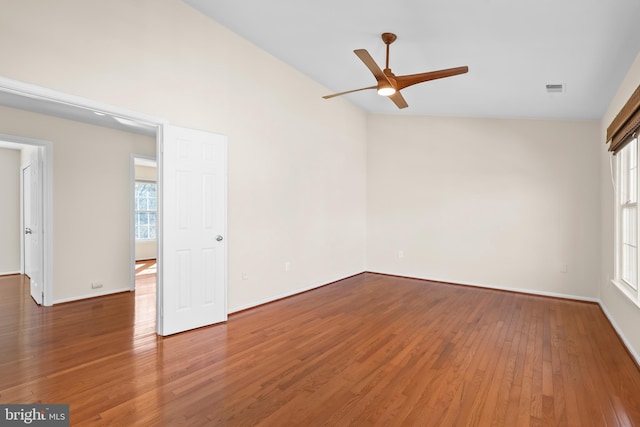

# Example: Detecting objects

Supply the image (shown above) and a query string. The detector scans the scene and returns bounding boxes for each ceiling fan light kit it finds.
[377,84,396,96]
[323,32,469,109]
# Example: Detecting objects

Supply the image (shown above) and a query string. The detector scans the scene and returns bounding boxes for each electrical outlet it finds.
[242,272,248,280]
[285,262,291,272]
[398,250,404,258]
[91,282,103,289]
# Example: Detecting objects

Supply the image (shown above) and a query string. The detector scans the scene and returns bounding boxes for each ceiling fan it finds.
[323,33,469,109]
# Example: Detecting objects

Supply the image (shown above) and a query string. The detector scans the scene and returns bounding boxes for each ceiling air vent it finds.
[546,84,564,93]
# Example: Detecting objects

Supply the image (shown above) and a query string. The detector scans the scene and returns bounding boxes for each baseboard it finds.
[369,270,640,367]
[228,270,365,314]
[228,270,600,314]
[52,287,132,305]
[366,270,600,303]
[598,302,640,368]
[0,270,21,277]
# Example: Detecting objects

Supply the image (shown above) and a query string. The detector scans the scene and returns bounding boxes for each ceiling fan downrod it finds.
[381,32,397,71]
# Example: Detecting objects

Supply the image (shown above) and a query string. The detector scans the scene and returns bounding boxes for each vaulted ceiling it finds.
[184,0,640,120]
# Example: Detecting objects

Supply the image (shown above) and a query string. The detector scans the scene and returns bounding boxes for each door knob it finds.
[25,228,32,235]
[216,235,223,242]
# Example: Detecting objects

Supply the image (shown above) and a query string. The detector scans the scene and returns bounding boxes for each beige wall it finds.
[2,0,611,328]
[0,147,21,274]
[134,165,157,261]
[0,106,155,301]
[0,0,367,310]
[367,115,601,299]
[600,52,640,360]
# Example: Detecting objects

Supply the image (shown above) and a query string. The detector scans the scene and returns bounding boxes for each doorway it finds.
[0,136,51,305]
[130,155,158,291]
[0,76,228,336]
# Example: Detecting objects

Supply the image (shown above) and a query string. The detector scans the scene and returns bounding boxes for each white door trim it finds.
[0,76,165,127]
[21,164,31,278]
[29,147,44,304]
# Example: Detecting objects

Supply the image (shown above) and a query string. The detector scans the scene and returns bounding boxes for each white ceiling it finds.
[184,0,640,120]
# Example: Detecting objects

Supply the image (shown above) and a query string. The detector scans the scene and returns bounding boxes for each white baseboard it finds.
[229,270,365,314]
[0,270,21,276]
[45,270,640,369]
[598,302,640,367]
[53,287,132,304]
[369,270,640,366]
[367,270,600,303]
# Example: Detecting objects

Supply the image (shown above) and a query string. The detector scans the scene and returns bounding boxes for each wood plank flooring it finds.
[1,271,639,426]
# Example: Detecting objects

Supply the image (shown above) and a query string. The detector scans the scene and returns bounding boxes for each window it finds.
[135,181,157,240]
[609,83,640,305]
[614,137,640,303]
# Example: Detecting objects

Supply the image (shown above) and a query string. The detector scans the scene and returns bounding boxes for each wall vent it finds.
[546,84,564,93]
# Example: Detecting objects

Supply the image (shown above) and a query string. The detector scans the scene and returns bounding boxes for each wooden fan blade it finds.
[354,49,392,85]
[388,91,408,109]
[322,85,377,99]
[395,66,468,91]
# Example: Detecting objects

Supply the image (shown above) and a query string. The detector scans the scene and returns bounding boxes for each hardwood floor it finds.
[1,272,639,426]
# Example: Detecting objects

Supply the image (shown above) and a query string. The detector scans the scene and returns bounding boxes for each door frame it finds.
[0,76,167,318]
[4,134,52,305]
[21,163,31,278]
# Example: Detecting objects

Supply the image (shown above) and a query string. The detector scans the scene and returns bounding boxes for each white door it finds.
[159,125,227,336]
[22,165,32,278]
[29,147,44,305]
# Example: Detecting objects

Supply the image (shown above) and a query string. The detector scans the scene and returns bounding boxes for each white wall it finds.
[134,165,157,261]
[367,115,601,299]
[0,147,21,274]
[0,0,367,310]
[600,52,640,360]
[0,106,155,302]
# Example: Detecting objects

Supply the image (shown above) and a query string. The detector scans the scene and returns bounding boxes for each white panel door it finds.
[160,125,227,336]
[23,165,32,278]
[29,148,44,305]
